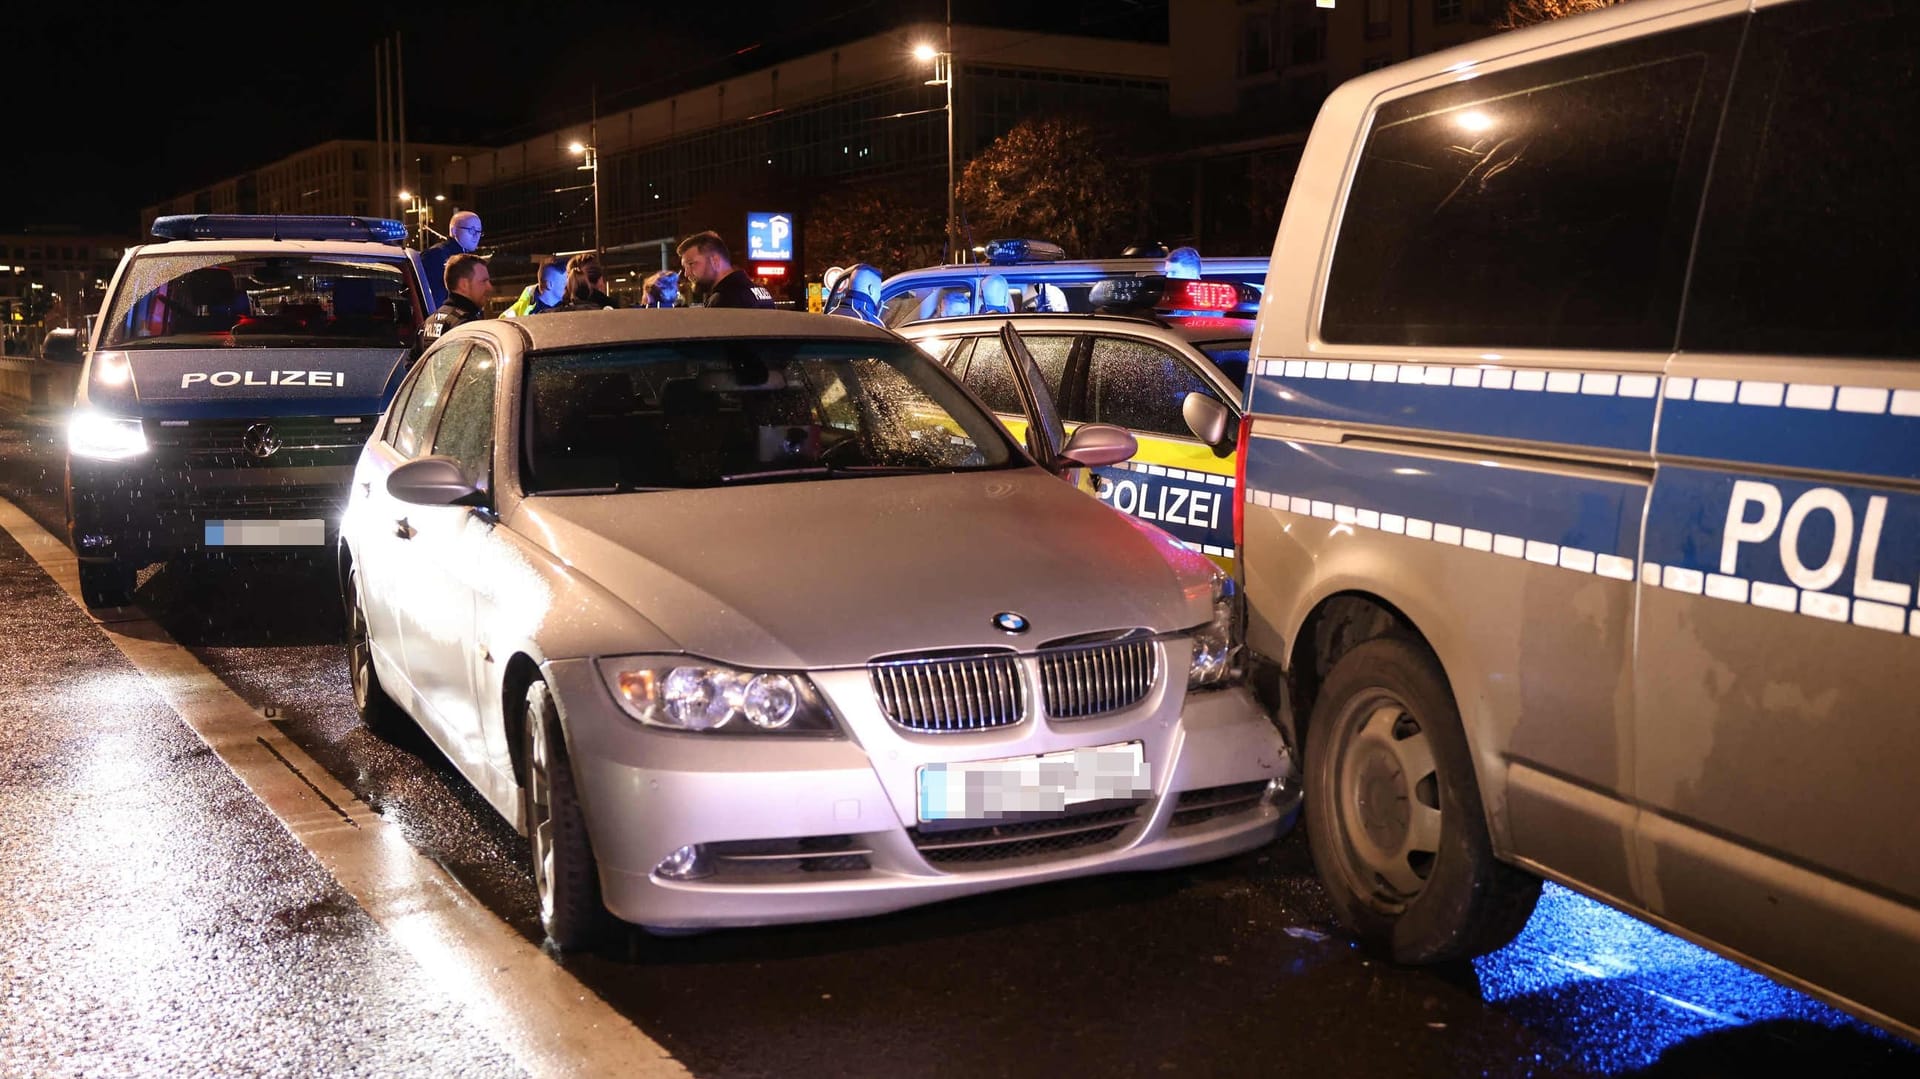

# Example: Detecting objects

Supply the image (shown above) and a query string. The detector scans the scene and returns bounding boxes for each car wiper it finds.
[718,467,834,485]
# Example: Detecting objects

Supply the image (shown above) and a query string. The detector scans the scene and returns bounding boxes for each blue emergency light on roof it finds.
[984,239,1068,265]
[150,215,411,245]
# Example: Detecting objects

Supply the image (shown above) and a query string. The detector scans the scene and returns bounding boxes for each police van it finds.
[879,240,1269,328]
[67,215,427,608]
[1231,0,1918,1041]
[899,277,1259,571]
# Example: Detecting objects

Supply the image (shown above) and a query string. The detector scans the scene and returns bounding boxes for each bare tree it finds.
[1495,0,1629,30]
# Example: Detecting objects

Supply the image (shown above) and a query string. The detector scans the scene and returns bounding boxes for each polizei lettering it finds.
[1721,479,1913,607]
[180,370,346,389]
[1099,476,1222,531]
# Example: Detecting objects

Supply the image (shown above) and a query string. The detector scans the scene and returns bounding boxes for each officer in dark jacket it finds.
[676,231,773,309]
[420,253,492,347]
[421,211,484,309]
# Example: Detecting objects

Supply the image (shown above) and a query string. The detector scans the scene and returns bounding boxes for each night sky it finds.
[6,1,1166,236]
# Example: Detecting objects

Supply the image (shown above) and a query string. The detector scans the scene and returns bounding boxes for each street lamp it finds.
[569,141,602,256]
[397,190,443,250]
[912,40,958,263]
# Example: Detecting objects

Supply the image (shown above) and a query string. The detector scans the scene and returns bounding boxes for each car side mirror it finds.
[42,329,84,363]
[1182,393,1233,456]
[1057,423,1137,470]
[387,455,484,507]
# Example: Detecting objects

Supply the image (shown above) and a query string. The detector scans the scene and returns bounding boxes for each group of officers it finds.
[418,210,782,345]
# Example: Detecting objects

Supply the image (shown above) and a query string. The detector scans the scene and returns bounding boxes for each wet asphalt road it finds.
[2,402,1917,1078]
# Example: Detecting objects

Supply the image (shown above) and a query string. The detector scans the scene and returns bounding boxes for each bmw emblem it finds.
[992,611,1030,634]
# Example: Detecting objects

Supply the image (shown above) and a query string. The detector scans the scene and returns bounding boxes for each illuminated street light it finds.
[913,35,957,262]
[570,141,602,255]
[397,190,442,250]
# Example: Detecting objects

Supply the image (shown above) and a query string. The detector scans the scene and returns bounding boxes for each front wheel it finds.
[346,570,407,737]
[1303,636,1540,963]
[523,680,609,951]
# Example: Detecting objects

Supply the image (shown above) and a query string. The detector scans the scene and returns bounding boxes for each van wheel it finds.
[78,559,135,609]
[346,571,406,736]
[1304,636,1540,963]
[523,680,608,951]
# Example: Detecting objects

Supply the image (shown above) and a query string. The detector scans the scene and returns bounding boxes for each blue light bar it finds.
[150,215,410,245]
[984,239,1068,265]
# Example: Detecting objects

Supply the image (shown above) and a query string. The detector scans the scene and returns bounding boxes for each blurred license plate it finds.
[918,741,1149,823]
[203,519,326,546]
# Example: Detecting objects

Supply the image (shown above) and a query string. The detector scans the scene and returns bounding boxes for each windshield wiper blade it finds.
[718,467,834,484]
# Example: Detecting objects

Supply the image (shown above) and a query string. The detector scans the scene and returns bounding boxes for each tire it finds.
[522,680,608,951]
[1303,635,1541,963]
[77,559,135,609]
[345,570,407,736]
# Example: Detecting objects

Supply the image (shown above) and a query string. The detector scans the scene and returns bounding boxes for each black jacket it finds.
[420,292,483,347]
[420,238,464,309]
[701,269,773,309]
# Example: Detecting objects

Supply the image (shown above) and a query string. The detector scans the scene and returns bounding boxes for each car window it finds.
[102,252,422,350]
[1193,339,1253,389]
[1681,0,1919,359]
[429,343,497,483]
[1083,336,1222,438]
[391,342,468,458]
[1320,19,1737,350]
[522,338,1019,494]
[961,334,1072,414]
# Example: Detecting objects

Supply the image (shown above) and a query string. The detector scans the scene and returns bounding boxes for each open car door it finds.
[998,321,1071,477]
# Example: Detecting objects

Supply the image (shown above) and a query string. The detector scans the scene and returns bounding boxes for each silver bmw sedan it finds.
[340,309,1297,949]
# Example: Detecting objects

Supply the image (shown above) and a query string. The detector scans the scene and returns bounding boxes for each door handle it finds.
[394,517,415,540]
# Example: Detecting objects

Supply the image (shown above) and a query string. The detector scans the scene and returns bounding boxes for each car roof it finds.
[502,308,905,352]
[131,239,418,259]
[897,312,1256,346]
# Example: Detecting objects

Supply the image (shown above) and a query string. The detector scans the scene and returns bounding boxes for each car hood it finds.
[109,347,407,417]
[511,468,1219,669]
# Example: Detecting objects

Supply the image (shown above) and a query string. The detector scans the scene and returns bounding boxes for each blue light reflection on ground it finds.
[1473,884,1918,1075]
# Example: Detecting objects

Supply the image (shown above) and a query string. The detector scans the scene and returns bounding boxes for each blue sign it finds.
[746,212,794,262]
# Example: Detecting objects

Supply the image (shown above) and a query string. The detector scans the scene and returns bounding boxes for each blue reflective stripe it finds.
[1246,366,1657,454]
[1658,398,1920,482]
[1243,437,1645,561]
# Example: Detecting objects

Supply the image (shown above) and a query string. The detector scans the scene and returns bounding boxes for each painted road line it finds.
[0,497,688,1079]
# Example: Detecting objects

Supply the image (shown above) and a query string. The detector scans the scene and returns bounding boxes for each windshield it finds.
[522,338,1022,494]
[102,252,421,350]
[1195,340,1252,388]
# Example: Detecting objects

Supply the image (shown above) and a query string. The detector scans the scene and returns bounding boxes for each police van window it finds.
[1083,336,1223,438]
[392,342,468,458]
[961,335,1073,414]
[1682,0,1919,360]
[430,344,497,483]
[1320,19,1738,351]
[101,253,422,350]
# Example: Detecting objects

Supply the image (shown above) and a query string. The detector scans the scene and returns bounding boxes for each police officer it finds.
[421,253,492,345]
[677,231,773,309]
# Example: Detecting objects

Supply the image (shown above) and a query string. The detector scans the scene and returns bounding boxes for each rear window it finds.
[103,252,422,350]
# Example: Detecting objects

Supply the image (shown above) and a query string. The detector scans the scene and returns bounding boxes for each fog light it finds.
[1263,776,1289,804]
[654,844,711,881]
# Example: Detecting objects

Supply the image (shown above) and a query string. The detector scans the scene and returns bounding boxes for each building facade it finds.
[1,232,128,349]
[445,24,1169,296]
[139,138,492,245]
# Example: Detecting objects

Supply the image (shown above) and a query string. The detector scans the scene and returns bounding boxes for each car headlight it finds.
[1188,573,1246,690]
[595,657,840,735]
[68,411,149,461]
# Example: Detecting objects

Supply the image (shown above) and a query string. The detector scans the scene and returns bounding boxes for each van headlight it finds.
[596,657,840,735]
[1188,573,1246,690]
[68,411,149,461]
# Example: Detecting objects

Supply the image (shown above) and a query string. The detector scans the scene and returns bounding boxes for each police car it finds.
[879,240,1268,328]
[1234,0,1920,1042]
[66,215,426,608]
[899,273,1258,571]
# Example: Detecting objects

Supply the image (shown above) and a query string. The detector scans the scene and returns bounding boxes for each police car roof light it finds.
[1166,280,1241,312]
[984,239,1068,265]
[150,215,411,245]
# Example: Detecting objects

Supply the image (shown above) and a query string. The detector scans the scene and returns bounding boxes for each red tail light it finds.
[1233,413,1252,554]
[1165,280,1239,312]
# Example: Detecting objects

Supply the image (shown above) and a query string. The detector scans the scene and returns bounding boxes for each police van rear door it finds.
[1635,0,1920,1036]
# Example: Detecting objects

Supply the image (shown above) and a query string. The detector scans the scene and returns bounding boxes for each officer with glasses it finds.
[422,211,484,309]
